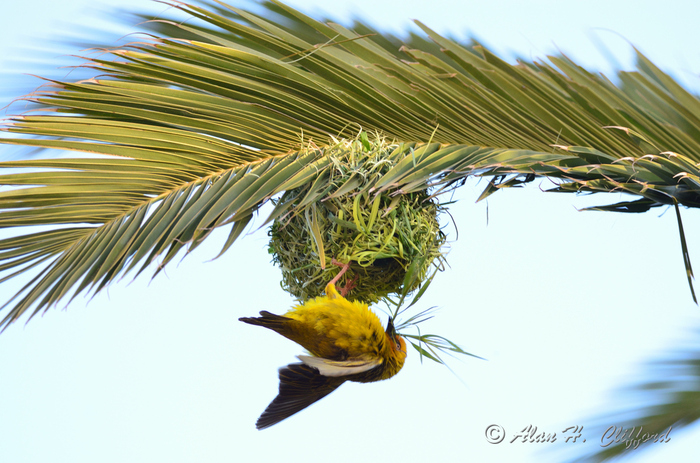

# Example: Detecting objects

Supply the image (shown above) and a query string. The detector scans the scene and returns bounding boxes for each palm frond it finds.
[568,332,700,462]
[2,0,700,328]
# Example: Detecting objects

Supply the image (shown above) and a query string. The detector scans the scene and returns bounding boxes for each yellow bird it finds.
[239,283,407,429]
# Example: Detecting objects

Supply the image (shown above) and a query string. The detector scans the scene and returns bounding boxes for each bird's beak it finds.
[386,318,397,337]
[386,318,401,345]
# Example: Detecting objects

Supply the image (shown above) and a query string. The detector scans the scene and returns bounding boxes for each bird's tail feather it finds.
[256,363,345,430]
[239,311,290,334]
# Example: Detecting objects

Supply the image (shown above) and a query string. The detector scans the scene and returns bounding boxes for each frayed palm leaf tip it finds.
[268,133,447,303]
[394,307,485,365]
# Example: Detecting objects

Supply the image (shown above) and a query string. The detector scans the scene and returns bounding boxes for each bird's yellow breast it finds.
[283,284,387,360]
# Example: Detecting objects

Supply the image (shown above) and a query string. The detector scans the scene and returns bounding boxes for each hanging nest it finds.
[268,134,447,303]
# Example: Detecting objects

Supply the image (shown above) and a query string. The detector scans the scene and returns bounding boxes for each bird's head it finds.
[385,318,407,364]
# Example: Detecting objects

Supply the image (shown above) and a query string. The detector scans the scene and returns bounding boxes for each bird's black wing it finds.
[256,363,345,430]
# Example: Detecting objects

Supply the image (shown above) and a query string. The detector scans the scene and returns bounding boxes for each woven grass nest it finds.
[268,134,447,303]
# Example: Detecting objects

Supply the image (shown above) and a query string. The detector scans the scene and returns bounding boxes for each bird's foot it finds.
[338,274,358,297]
[328,259,356,296]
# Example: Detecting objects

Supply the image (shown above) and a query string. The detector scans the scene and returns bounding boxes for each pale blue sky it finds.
[2,1,700,462]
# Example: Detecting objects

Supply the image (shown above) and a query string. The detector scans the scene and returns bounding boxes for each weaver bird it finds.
[239,283,407,429]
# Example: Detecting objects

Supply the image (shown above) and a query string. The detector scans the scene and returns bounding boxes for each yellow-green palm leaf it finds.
[2,0,700,331]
